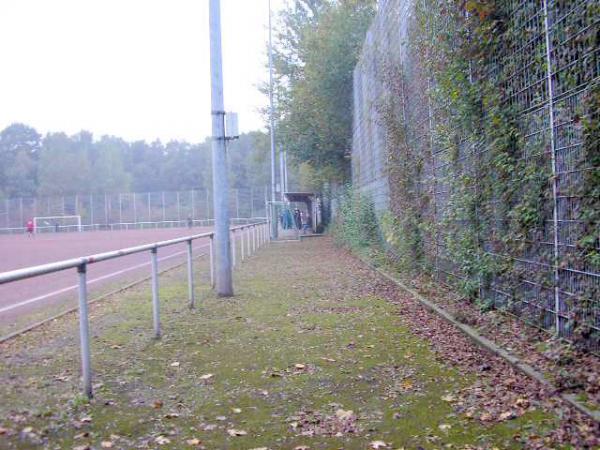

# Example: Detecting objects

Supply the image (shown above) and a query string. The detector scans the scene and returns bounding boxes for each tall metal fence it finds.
[352,0,599,347]
[0,187,269,232]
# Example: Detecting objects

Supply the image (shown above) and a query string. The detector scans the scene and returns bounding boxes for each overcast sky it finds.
[0,0,285,143]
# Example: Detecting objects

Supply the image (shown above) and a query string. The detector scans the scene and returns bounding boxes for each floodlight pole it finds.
[268,0,278,239]
[209,0,233,296]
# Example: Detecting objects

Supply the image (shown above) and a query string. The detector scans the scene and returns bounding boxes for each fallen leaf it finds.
[22,427,33,433]
[232,408,242,414]
[294,364,306,370]
[294,446,310,450]
[101,441,113,448]
[186,438,202,446]
[441,394,455,402]
[370,441,389,449]
[438,423,451,432]
[499,411,516,421]
[199,373,214,380]
[480,412,493,422]
[170,361,180,367]
[80,417,92,423]
[227,428,247,436]
[155,435,171,445]
[335,409,354,420]
[320,357,336,362]
[153,400,163,409]
[0,427,9,435]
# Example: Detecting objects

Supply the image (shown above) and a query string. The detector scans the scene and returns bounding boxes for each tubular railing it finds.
[0,221,270,398]
[0,217,268,234]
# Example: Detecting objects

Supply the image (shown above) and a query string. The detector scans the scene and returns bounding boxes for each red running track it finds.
[0,227,214,329]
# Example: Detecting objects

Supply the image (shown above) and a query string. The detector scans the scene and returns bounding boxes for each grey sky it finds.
[0,0,284,143]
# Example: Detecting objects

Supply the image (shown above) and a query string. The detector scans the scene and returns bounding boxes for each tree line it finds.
[0,123,272,199]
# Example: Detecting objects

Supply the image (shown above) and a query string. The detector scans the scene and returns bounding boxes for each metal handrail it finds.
[0,220,270,399]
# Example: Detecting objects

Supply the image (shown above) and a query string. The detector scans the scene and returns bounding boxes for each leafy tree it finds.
[37,132,92,195]
[0,123,41,197]
[270,0,375,185]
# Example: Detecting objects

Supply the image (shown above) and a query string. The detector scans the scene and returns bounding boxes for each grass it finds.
[0,239,559,449]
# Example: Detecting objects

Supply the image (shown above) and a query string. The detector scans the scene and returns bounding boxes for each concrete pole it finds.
[283,149,289,193]
[209,0,233,296]
[279,145,285,201]
[268,0,278,239]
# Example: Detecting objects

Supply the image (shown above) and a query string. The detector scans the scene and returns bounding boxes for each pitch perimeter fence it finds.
[352,0,599,348]
[0,187,269,233]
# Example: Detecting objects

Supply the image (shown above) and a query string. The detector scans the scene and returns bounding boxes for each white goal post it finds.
[33,215,82,233]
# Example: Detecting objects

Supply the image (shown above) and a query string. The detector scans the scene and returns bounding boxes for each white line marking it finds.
[0,244,210,314]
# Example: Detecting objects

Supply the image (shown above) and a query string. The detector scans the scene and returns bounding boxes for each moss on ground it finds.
[0,239,559,449]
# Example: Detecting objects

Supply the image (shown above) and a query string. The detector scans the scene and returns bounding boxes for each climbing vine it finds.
[349,0,599,348]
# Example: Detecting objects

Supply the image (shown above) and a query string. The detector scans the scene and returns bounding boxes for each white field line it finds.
[0,243,210,314]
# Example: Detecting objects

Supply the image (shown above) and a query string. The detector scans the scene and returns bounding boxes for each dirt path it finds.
[0,238,597,448]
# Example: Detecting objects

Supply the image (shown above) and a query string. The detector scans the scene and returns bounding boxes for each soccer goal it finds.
[33,215,82,233]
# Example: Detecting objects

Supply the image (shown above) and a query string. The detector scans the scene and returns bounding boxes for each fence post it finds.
[90,194,94,226]
[247,225,251,255]
[209,235,215,288]
[133,192,138,224]
[231,230,236,267]
[151,247,161,338]
[191,190,196,220]
[542,0,561,336]
[187,240,195,309]
[253,225,257,253]
[241,227,245,261]
[77,263,93,399]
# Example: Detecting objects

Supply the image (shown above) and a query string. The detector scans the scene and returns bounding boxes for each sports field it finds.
[0,227,215,337]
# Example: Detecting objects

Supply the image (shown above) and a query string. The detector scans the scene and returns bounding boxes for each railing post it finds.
[77,263,93,399]
[187,240,195,309]
[210,235,215,288]
[151,247,161,338]
[253,225,257,252]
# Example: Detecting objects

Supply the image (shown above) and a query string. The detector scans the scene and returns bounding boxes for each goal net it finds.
[33,215,82,233]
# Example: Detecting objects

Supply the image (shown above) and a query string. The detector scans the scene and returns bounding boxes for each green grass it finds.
[0,240,558,449]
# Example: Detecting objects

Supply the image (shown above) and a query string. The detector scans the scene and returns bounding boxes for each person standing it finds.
[26,219,34,237]
[293,208,302,230]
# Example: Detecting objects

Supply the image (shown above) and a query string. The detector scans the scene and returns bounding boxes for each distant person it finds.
[293,208,302,230]
[303,213,311,234]
[187,216,193,228]
[54,222,59,233]
[26,219,34,237]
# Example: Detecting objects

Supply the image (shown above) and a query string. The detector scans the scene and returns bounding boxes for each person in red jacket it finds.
[26,219,34,237]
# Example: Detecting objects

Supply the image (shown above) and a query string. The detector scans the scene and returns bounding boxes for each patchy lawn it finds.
[0,238,597,449]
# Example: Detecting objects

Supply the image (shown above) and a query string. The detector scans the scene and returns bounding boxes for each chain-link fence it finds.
[352,0,599,347]
[0,187,269,233]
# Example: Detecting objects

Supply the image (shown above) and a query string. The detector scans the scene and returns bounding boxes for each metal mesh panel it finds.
[352,0,599,347]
